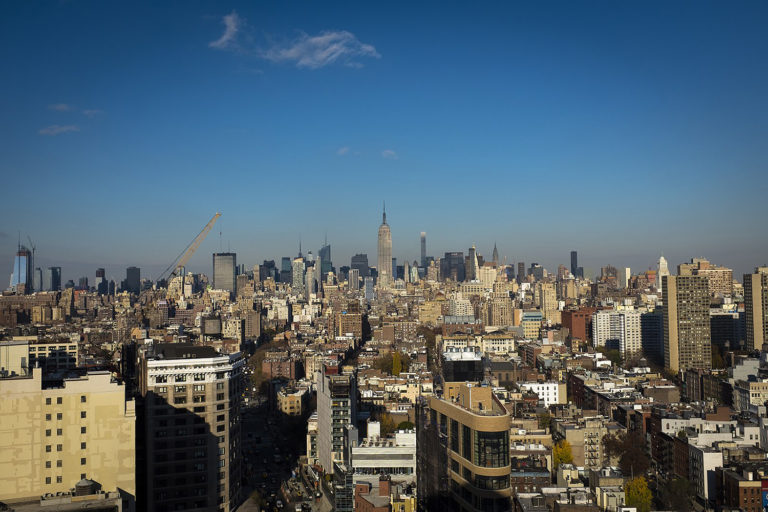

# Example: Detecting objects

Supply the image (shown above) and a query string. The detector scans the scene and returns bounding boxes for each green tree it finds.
[537,413,551,431]
[393,351,402,376]
[624,477,652,512]
[379,413,397,435]
[396,421,415,430]
[553,440,573,469]
[602,430,649,476]
[660,477,694,512]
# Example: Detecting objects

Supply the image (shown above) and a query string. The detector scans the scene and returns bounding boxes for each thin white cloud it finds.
[210,11,243,50]
[49,103,73,112]
[260,30,380,69]
[337,146,350,156]
[381,149,398,160]
[82,109,104,118]
[39,125,79,136]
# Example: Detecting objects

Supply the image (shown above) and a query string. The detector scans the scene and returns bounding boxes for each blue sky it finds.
[1,1,767,283]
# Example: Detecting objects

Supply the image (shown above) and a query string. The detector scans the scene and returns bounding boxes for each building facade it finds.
[139,343,245,512]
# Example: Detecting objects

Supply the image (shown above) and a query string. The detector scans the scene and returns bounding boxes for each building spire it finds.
[382,201,387,225]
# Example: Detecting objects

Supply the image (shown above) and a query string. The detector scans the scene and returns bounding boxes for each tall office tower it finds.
[319,240,332,276]
[620,267,631,289]
[212,253,237,295]
[95,268,108,295]
[403,261,410,284]
[139,344,245,512]
[0,367,136,509]
[663,275,712,372]
[377,206,392,288]
[364,277,375,301]
[351,254,370,278]
[44,266,61,291]
[292,257,306,293]
[467,246,479,281]
[34,267,42,292]
[316,367,357,475]
[517,262,525,284]
[348,268,360,291]
[125,266,141,295]
[641,310,664,366]
[392,258,398,280]
[537,282,558,323]
[9,245,33,293]
[305,265,315,302]
[492,243,499,265]
[440,252,465,282]
[657,255,670,294]
[420,232,427,267]
[417,383,511,512]
[570,250,578,277]
[744,267,768,351]
[280,257,292,283]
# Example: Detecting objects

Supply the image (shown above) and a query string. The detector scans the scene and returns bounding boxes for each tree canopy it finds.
[553,440,573,469]
[624,477,652,512]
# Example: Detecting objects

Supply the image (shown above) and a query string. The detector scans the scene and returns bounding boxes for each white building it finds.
[519,381,562,407]
[350,421,416,485]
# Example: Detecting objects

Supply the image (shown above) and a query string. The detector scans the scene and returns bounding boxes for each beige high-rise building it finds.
[744,267,768,351]
[678,258,733,296]
[139,344,245,512]
[377,206,392,288]
[0,368,136,509]
[417,383,511,512]
[663,275,712,372]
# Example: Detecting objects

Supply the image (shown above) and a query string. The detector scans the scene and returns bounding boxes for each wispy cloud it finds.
[82,109,104,118]
[337,146,350,156]
[210,11,244,51]
[49,103,73,112]
[260,30,380,69]
[381,149,398,160]
[39,125,80,136]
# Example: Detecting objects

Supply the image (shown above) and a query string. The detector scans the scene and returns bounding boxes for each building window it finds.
[81,427,86,434]
[81,473,86,480]
[81,458,86,465]
[45,477,51,484]
[80,395,86,403]
[474,430,509,468]
[56,475,62,483]
[216,393,224,401]
[57,413,62,420]
[46,461,51,468]
[194,374,205,381]
[174,397,187,404]
[81,442,86,449]
[81,411,86,419]
[46,398,52,405]
[57,444,62,452]
[56,397,62,404]
[46,445,51,452]
[46,429,51,437]
[462,425,472,460]
[450,419,459,452]
[46,413,51,420]
[175,386,187,393]
[175,375,186,382]
[57,428,62,436]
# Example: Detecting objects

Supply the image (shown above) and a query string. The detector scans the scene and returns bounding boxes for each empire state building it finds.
[377,205,392,288]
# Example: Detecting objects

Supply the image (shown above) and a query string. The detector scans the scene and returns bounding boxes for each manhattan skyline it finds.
[2,1,768,281]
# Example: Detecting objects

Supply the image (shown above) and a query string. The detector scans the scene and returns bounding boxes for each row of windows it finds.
[155,373,227,384]
[45,396,86,405]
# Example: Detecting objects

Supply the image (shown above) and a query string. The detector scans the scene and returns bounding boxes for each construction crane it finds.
[158,212,221,283]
